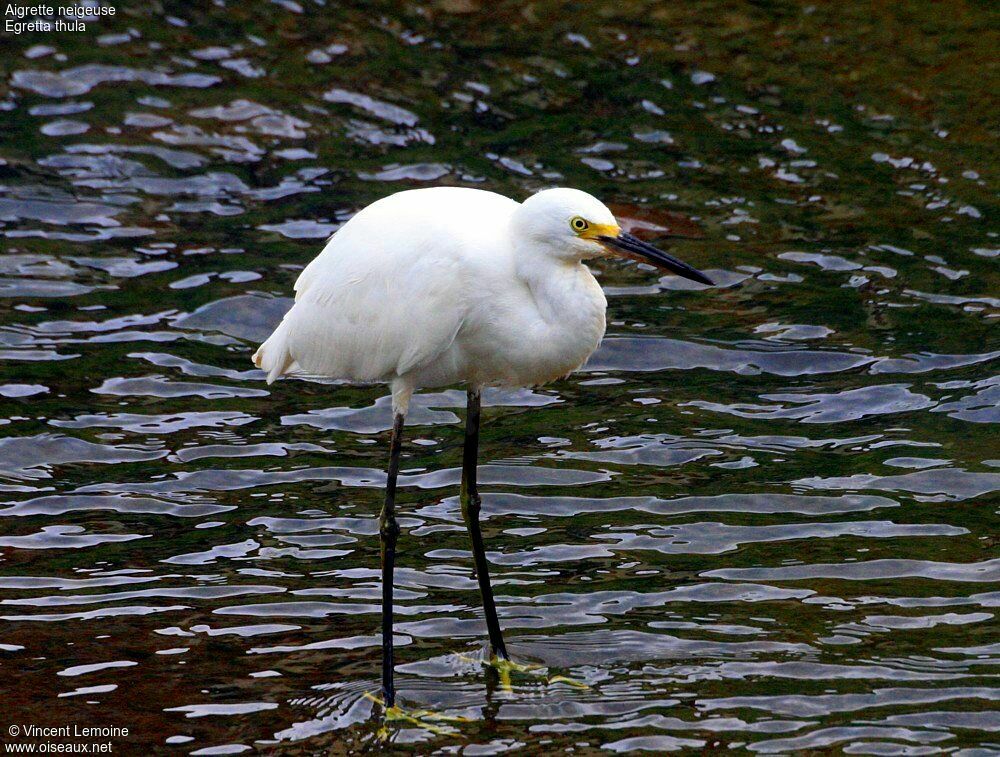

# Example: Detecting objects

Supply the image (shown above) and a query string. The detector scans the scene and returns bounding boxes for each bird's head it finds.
[515,187,713,286]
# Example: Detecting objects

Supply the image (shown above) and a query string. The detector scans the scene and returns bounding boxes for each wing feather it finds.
[254,188,514,384]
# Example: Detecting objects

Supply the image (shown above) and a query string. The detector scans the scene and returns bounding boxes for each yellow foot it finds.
[456,652,590,692]
[364,692,471,739]
[487,655,542,691]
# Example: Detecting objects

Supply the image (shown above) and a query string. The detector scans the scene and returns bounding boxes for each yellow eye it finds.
[570,216,589,233]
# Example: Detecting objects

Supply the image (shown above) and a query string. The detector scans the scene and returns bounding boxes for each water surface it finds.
[0,1,997,753]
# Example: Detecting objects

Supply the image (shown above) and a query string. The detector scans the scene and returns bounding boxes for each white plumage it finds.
[251,185,711,711]
[254,186,616,412]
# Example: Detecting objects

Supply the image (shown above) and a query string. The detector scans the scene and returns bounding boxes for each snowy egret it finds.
[253,186,712,708]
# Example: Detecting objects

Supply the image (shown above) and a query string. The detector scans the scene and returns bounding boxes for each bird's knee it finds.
[379,516,400,544]
[461,491,482,521]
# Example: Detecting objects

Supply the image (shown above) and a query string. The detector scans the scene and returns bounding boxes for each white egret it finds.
[253,186,711,709]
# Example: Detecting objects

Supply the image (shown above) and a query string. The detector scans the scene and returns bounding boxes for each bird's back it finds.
[253,187,518,385]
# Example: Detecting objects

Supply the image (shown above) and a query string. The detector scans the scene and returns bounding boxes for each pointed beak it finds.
[598,231,714,286]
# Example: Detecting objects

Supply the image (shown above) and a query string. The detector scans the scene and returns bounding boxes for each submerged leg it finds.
[461,388,509,660]
[380,412,405,707]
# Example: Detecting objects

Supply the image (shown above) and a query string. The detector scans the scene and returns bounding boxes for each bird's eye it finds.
[570,216,589,233]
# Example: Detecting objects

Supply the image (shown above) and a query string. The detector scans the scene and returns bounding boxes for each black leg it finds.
[380,412,405,707]
[461,388,509,661]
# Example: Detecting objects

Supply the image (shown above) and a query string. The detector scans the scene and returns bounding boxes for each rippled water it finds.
[1,2,998,753]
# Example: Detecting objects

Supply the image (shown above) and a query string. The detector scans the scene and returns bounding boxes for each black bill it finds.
[598,231,714,286]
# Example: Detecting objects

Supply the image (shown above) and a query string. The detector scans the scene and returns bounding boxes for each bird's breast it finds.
[456,264,608,388]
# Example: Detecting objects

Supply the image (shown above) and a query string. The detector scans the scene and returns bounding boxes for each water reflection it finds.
[0,0,997,753]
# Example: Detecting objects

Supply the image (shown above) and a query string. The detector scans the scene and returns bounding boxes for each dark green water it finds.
[1,1,998,753]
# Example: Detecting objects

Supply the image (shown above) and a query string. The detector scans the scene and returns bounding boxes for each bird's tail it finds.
[252,318,295,384]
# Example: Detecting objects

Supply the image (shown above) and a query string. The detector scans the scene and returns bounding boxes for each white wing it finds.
[253,187,517,384]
